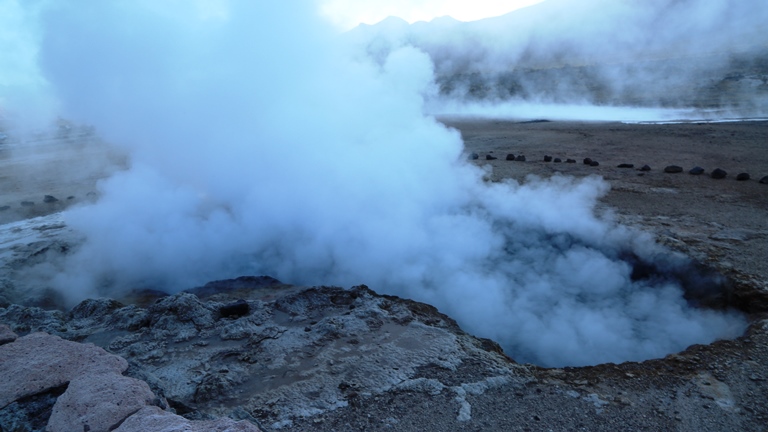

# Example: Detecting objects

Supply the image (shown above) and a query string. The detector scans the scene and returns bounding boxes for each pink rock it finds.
[0,332,128,408]
[0,324,17,345]
[114,406,262,432]
[46,373,156,432]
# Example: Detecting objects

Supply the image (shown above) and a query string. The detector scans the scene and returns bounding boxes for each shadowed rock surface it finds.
[1,275,767,431]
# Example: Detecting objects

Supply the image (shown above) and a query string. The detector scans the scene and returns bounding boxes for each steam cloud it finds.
[7,0,747,366]
[349,0,768,120]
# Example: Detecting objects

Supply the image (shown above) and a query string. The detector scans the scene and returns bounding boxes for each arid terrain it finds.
[1,119,768,431]
[446,118,768,307]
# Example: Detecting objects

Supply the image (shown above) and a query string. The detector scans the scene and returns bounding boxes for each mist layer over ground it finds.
[3,1,747,367]
[349,0,768,119]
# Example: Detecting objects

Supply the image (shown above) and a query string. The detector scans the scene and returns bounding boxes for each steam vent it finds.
[2,1,768,431]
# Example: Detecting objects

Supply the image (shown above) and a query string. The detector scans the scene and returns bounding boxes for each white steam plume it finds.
[12,0,746,367]
[348,0,768,120]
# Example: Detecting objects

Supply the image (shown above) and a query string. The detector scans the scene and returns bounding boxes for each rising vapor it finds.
[349,0,768,119]
[6,0,747,367]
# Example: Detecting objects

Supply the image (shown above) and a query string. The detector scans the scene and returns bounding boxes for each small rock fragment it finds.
[664,165,683,173]
[689,166,705,175]
[736,173,750,181]
[515,155,526,162]
[711,168,727,179]
[590,160,599,166]
[468,153,479,160]
[485,154,497,160]
[617,163,634,168]
[43,195,59,203]
[639,165,651,171]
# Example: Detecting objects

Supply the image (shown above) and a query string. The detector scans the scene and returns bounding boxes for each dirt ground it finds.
[443,118,768,309]
[0,125,127,225]
[2,118,768,431]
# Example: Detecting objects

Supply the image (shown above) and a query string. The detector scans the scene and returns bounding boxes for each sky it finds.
[319,0,545,29]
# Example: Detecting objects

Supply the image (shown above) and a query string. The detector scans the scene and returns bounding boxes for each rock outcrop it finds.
[1,275,767,431]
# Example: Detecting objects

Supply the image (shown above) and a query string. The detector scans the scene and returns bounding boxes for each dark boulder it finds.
[43,195,58,203]
[566,159,576,163]
[506,154,515,161]
[664,165,683,173]
[640,165,652,171]
[689,166,705,175]
[554,158,562,163]
[711,168,727,179]
[468,153,479,160]
[590,161,599,167]
[515,155,526,162]
[485,155,497,160]
[583,158,593,165]
[760,175,768,184]
[617,164,634,168]
[543,155,553,162]
[736,173,750,181]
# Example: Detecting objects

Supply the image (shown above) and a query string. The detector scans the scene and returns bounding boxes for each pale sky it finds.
[319,0,546,30]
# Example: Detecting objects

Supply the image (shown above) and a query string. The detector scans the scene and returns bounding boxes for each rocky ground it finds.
[1,119,767,431]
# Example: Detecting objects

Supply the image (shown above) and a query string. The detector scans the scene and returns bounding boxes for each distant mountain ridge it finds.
[347,0,768,111]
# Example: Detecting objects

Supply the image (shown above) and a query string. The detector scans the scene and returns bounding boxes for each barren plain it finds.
[1,119,768,431]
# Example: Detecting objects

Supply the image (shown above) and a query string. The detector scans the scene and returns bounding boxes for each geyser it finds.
[4,0,747,367]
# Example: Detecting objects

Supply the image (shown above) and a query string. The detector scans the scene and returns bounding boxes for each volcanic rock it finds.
[618,163,634,168]
[114,406,261,431]
[689,166,705,175]
[43,195,59,203]
[736,173,750,181]
[565,159,576,163]
[590,160,599,166]
[0,324,17,345]
[711,168,728,179]
[0,282,531,428]
[47,373,156,432]
[468,153,479,160]
[0,333,128,408]
[761,175,768,184]
[553,158,562,163]
[486,154,497,160]
[506,153,515,161]
[583,158,593,165]
[664,165,684,173]
[515,155,526,161]
[543,155,553,162]
[640,164,652,171]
